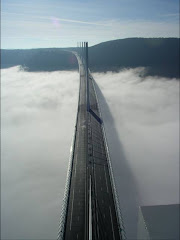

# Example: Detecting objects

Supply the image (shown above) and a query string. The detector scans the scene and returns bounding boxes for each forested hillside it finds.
[1,38,179,78]
[89,38,179,78]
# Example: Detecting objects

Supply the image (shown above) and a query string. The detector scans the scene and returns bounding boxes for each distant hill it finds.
[89,38,179,78]
[1,49,78,71]
[1,38,179,78]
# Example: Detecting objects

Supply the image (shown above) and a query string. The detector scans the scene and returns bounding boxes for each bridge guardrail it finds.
[57,56,81,240]
[57,130,76,240]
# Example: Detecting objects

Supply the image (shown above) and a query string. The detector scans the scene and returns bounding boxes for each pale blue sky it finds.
[1,0,179,49]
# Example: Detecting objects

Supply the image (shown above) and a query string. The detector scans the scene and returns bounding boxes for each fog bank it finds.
[1,67,79,239]
[1,66,179,239]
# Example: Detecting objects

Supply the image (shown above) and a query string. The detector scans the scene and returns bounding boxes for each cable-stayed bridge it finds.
[57,42,126,240]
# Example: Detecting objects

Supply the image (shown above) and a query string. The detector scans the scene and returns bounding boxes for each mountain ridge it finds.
[1,38,179,78]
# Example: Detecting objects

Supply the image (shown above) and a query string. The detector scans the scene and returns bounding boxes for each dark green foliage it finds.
[89,38,179,78]
[1,48,78,72]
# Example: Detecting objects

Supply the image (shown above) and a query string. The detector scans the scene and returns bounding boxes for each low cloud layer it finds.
[93,68,179,238]
[1,67,179,239]
[1,67,79,239]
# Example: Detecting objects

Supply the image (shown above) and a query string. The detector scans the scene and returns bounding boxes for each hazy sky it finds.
[2,0,179,49]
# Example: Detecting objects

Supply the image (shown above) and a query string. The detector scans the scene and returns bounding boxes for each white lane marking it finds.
[77,233,79,239]
[76,131,79,147]
[74,155,77,177]
[94,167,97,197]
[104,165,109,193]
[89,175,92,240]
[97,224,100,239]
[96,198,100,239]
[109,206,115,240]
[84,163,87,240]
[70,189,75,231]
[94,165,99,239]
[77,135,79,148]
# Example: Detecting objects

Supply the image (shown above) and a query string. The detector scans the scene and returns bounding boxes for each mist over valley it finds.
[1,62,179,238]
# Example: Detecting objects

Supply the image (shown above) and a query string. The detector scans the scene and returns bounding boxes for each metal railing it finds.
[57,54,81,240]
[57,123,77,240]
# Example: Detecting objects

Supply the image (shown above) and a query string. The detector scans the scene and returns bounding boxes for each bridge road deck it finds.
[63,51,122,240]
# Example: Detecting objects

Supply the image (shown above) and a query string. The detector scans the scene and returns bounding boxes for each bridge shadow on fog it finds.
[94,81,141,240]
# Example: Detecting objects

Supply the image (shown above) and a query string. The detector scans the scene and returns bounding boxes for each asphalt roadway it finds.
[64,53,122,240]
